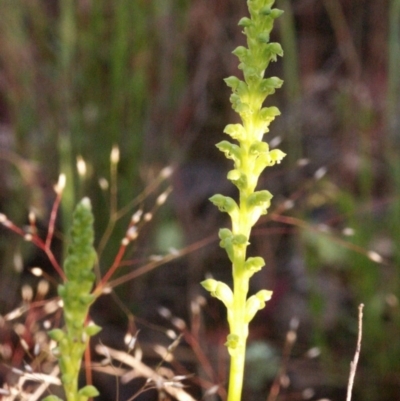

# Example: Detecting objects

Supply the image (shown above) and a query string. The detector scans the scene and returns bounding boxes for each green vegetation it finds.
[0,1,399,401]
[45,198,100,401]
[201,1,285,400]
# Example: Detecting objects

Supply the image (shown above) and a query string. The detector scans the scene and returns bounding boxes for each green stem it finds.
[227,349,246,401]
[227,276,249,401]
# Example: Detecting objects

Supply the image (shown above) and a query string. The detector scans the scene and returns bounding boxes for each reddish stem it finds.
[45,191,62,249]
[94,242,127,295]
[4,220,66,281]
[30,236,66,281]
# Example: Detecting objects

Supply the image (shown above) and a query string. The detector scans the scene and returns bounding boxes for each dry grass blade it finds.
[2,365,60,401]
[95,344,196,401]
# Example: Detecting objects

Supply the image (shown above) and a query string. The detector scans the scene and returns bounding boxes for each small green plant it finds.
[0,151,175,400]
[44,197,101,401]
[201,1,285,400]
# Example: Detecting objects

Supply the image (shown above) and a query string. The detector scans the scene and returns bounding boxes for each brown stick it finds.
[346,303,364,401]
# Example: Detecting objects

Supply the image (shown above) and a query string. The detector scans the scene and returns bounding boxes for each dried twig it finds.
[2,365,60,401]
[346,303,364,401]
[27,365,61,401]
[95,344,196,401]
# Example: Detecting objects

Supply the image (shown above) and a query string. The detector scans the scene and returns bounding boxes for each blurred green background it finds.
[0,1,399,400]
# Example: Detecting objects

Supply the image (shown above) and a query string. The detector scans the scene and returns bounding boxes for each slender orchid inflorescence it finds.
[201,1,285,400]
[44,198,100,401]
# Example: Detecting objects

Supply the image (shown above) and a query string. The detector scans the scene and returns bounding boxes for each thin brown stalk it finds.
[267,318,299,401]
[346,303,364,401]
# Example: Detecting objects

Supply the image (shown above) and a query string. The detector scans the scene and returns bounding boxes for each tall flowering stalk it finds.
[44,198,101,401]
[201,1,285,400]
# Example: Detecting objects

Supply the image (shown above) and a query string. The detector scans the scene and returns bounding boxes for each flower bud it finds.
[227,169,248,190]
[48,329,65,342]
[200,278,218,293]
[238,17,252,27]
[214,282,234,307]
[201,279,233,308]
[245,290,273,323]
[225,333,241,356]
[259,6,272,16]
[245,295,262,323]
[218,229,235,262]
[231,234,248,246]
[270,9,284,19]
[257,32,270,44]
[78,385,100,398]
